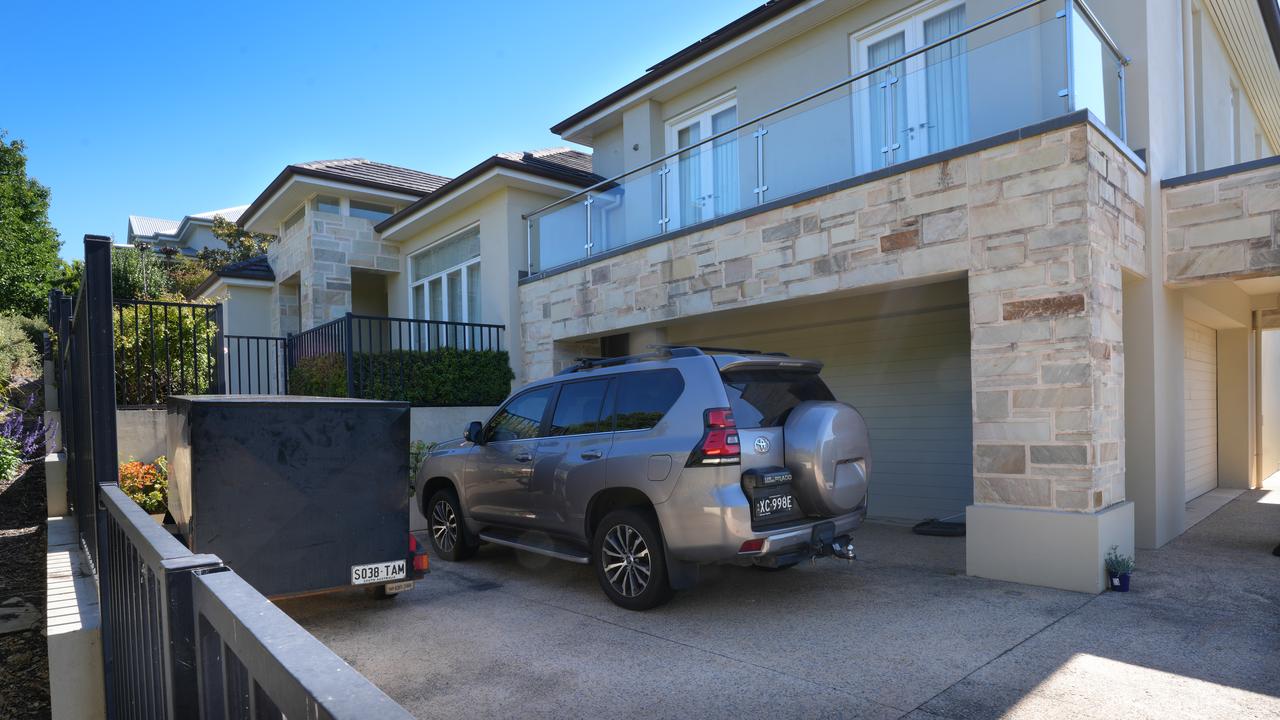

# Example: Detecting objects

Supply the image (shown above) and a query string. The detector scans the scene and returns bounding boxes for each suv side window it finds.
[548,379,612,436]
[486,386,555,442]
[607,370,684,431]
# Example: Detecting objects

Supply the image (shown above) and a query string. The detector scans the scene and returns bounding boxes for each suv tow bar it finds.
[808,523,857,562]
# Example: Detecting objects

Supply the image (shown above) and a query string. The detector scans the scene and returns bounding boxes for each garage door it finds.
[670,302,972,521]
[1184,318,1218,501]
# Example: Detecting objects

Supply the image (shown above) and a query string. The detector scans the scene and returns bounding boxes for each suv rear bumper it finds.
[656,478,867,564]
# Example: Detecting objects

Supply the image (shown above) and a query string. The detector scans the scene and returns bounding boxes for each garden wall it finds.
[116,409,166,463]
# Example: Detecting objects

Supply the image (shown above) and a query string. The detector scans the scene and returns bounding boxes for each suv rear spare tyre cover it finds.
[783,401,870,517]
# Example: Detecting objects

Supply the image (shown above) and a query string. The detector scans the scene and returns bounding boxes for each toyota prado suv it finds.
[415,346,871,610]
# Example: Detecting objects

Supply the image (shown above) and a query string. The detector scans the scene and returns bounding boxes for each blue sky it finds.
[6,1,758,261]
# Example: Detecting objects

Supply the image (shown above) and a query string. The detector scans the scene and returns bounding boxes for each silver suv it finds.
[415,346,871,610]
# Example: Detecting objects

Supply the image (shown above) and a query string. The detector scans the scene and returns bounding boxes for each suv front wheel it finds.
[427,488,476,562]
[592,509,673,610]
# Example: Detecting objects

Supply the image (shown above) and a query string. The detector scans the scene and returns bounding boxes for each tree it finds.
[197,216,274,271]
[53,259,83,300]
[0,131,61,316]
[111,245,173,300]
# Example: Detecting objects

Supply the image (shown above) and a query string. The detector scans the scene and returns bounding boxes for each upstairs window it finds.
[410,226,482,326]
[313,195,340,214]
[283,206,305,235]
[349,200,396,222]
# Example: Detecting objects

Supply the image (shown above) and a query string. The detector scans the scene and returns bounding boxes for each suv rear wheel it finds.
[592,509,672,610]
[427,488,476,562]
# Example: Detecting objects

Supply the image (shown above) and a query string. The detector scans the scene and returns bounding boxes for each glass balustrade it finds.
[528,0,1127,276]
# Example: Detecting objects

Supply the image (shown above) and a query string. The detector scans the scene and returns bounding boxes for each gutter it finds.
[1259,0,1280,70]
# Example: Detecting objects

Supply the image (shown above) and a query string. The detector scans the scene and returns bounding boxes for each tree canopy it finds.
[0,131,61,316]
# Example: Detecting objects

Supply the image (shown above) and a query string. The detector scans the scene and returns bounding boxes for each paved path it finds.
[280,489,1280,719]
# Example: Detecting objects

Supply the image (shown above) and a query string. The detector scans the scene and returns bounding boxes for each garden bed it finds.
[0,459,51,719]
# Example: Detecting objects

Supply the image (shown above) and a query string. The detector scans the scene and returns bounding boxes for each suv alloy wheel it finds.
[427,488,475,561]
[592,509,672,610]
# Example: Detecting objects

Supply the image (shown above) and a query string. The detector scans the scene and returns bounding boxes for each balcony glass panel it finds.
[528,4,1127,275]
[1069,8,1125,139]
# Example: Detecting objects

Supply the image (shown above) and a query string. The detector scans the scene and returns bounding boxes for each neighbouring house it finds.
[511,0,1280,593]
[127,204,248,255]
[233,151,599,386]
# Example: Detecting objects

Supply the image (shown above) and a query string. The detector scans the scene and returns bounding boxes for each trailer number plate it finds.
[351,560,406,585]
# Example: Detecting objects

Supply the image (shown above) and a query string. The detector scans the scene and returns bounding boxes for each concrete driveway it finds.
[279,487,1280,719]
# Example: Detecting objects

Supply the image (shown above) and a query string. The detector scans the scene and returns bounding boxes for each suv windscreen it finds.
[487,386,555,441]
[721,369,835,428]
[607,370,684,431]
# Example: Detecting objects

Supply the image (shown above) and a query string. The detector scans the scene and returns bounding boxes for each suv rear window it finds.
[607,370,684,431]
[721,369,835,428]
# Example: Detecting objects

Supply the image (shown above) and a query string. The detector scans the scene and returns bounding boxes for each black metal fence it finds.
[287,312,506,404]
[223,335,287,395]
[114,298,222,408]
[52,235,414,720]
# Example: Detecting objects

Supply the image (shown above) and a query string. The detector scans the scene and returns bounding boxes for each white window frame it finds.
[851,0,966,173]
[406,223,481,348]
[664,92,738,229]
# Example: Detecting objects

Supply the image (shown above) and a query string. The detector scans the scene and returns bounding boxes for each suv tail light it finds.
[687,407,740,467]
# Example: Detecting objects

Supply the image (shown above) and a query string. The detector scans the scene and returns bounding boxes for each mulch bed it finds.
[0,460,51,719]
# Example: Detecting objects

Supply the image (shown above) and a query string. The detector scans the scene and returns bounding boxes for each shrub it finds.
[113,301,218,404]
[118,456,168,514]
[0,315,41,387]
[0,435,20,482]
[290,348,514,406]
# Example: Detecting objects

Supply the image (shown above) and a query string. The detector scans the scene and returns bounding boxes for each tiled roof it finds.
[494,148,599,185]
[189,254,274,299]
[375,148,600,233]
[292,159,451,195]
[128,215,180,239]
[217,254,274,281]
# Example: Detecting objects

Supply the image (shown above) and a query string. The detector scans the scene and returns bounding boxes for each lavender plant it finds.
[0,393,52,475]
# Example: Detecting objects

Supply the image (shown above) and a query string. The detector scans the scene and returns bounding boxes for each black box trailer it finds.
[166,395,427,598]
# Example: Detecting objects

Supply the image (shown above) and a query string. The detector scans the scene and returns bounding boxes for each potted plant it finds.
[1104,545,1134,592]
[118,456,169,523]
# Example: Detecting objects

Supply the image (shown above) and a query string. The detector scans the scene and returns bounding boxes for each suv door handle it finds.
[580,450,603,460]
[514,452,533,463]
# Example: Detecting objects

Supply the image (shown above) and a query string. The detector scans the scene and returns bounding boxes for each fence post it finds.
[212,303,227,394]
[343,312,355,398]
[285,332,294,394]
[83,234,121,718]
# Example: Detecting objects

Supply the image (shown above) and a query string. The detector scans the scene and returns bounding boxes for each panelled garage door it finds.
[670,299,973,521]
[1184,318,1219,501]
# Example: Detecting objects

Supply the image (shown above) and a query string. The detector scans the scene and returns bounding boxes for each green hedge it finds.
[289,348,513,406]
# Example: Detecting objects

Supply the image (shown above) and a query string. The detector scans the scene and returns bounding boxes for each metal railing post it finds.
[343,312,355,398]
[583,194,594,258]
[212,303,227,394]
[752,124,768,204]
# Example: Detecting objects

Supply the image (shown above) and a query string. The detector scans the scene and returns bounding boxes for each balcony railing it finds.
[525,0,1128,275]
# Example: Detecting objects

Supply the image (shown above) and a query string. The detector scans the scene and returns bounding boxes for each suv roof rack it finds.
[651,344,789,358]
[555,346,705,375]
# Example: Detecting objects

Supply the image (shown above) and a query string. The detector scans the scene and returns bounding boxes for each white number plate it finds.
[351,560,406,585]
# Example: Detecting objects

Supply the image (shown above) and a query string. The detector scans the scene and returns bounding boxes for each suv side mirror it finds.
[464,421,484,444]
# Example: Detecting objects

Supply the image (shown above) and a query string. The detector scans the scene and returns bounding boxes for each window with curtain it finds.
[923,5,968,153]
[409,227,482,348]
[856,2,968,172]
[668,99,739,229]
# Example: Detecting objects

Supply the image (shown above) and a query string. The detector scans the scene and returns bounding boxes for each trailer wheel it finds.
[427,488,476,561]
